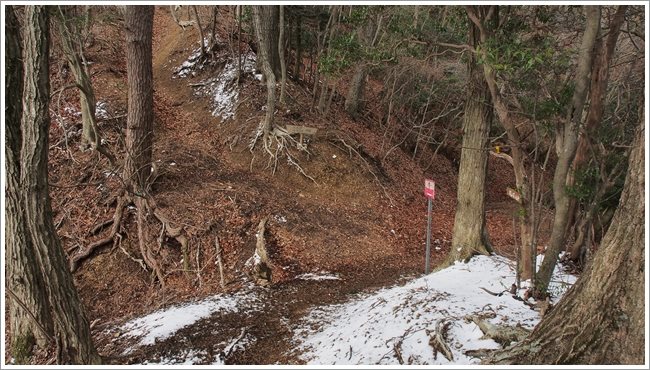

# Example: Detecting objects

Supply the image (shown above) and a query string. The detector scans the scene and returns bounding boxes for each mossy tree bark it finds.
[446,7,494,265]
[484,118,645,365]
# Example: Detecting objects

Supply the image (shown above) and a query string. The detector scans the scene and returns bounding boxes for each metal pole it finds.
[425,197,432,274]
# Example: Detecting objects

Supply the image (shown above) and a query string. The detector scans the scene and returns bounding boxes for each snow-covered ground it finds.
[111,254,575,365]
[118,288,262,357]
[292,255,576,365]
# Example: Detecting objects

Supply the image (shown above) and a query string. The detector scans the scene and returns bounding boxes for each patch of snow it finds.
[118,289,261,351]
[64,106,81,117]
[95,101,109,119]
[292,254,576,365]
[296,272,341,281]
[190,51,257,121]
[273,214,287,223]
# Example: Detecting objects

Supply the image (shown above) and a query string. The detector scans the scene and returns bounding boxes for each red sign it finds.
[424,179,435,199]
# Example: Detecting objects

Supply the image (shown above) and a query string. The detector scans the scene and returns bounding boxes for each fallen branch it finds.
[470,316,530,347]
[429,319,454,362]
[215,236,226,289]
[249,217,271,286]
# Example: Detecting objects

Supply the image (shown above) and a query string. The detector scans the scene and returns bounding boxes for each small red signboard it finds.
[424,179,435,199]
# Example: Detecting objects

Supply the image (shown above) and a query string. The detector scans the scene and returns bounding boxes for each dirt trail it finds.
[88,8,442,364]
[29,6,536,365]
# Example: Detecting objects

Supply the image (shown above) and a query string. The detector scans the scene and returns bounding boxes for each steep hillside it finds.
[8,6,552,364]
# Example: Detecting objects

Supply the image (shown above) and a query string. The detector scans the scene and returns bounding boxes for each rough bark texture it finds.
[123,6,155,194]
[20,6,101,364]
[447,11,493,264]
[536,6,600,296]
[485,119,645,365]
[253,5,277,137]
[253,6,280,80]
[5,5,53,357]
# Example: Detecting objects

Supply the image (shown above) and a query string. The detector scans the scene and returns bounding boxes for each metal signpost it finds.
[424,179,435,274]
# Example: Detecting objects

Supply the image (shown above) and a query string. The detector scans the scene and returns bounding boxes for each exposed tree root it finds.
[70,187,190,289]
[249,123,317,183]
[70,196,126,272]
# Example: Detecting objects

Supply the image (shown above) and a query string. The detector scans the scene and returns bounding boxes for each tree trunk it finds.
[278,5,287,105]
[19,6,100,364]
[565,5,628,263]
[294,14,302,79]
[344,64,367,118]
[252,5,280,80]
[123,6,155,194]
[5,5,53,359]
[485,117,645,365]
[471,5,534,280]
[447,11,493,264]
[55,6,101,150]
[253,5,277,138]
[535,6,600,296]
[191,5,207,58]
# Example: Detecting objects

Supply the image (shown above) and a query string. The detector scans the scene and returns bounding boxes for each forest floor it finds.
[5,6,558,365]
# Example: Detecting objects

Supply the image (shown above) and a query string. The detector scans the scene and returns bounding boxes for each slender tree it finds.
[279,5,287,105]
[446,5,494,265]
[7,5,101,364]
[252,5,277,140]
[535,6,601,296]
[54,6,102,152]
[485,116,645,365]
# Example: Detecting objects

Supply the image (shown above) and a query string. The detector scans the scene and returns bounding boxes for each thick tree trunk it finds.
[123,6,155,194]
[485,118,645,365]
[19,6,100,364]
[536,6,600,296]
[5,5,53,358]
[253,5,280,80]
[447,13,493,264]
[253,6,277,138]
